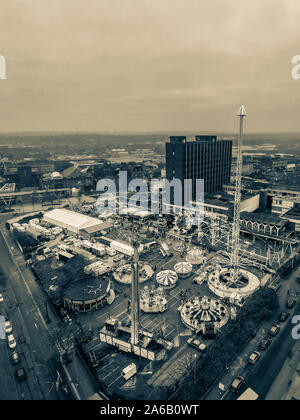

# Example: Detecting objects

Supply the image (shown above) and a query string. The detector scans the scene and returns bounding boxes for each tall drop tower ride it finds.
[131,245,140,345]
[230,105,246,278]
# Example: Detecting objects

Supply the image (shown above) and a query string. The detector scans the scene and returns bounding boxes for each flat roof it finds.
[267,184,300,193]
[110,240,134,256]
[282,205,300,221]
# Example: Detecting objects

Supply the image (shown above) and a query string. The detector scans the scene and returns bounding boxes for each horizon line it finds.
[0,130,299,136]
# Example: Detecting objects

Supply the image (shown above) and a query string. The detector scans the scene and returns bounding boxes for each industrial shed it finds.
[43,208,104,235]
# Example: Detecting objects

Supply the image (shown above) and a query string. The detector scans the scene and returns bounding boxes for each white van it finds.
[106,247,117,257]
[121,363,137,381]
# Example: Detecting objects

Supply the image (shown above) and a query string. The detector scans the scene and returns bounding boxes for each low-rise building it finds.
[281,203,300,235]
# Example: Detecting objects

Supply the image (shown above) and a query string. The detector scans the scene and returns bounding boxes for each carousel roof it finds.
[156,270,178,287]
[188,248,203,258]
[186,248,204,264]
[174,262,193,275]
[64,276,110,303]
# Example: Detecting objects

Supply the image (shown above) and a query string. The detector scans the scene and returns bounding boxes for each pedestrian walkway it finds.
[266,339,300,400]
[62,350,98,400]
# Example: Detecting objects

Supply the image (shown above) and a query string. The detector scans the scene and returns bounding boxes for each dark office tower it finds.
[18,166,34,187]
[166,135,232,199]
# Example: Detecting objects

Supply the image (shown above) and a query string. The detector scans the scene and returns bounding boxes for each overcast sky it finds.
[0,0,300,133]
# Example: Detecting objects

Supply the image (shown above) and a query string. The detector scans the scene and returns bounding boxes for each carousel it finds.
[180,295,229,336]
[156,270,178,289]
[174,262,193,278]
[140,286,168,313]
[173,243,186,253]
[113,263,154,285]
[207,267,260,299]
[186,247,206,265]
[64,277,114,313]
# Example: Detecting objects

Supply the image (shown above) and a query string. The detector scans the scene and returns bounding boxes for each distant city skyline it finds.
[1,0,300,133]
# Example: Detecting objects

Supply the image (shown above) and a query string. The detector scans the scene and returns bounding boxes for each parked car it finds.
[187,338,207,352]
[5,321,12,334]
[7,334,17,349]
[0,293,4,303]
[11,351,21,365]
[259,337,272,351]
[279,312,290,322]
[296,277,300,284]
[287,298,297,309]
[269,325,280,337]
[230,376,245,393]
[248,351,261,365]
[15,367,27,383]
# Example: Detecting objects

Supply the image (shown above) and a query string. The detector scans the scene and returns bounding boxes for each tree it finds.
[167,288,280,400]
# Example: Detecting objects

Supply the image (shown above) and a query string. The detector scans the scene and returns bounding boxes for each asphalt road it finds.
[225,301,300,400]
[0,229,60,400]
[246,302,300,400]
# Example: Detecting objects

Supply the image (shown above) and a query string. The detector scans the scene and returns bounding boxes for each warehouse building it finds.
[43,208,104,235]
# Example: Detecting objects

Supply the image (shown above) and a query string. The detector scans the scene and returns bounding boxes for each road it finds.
[245,305,300,400]
[224,302,300,400]
[0,228,60,400]
[222,291,300,400]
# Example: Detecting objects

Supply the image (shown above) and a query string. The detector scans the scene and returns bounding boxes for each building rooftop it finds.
[169,135,231,144]
[267,184,300,193]
[240,211,287,227]
[204,191,257,206]
[282,204,300,221]
[44,208,103,233]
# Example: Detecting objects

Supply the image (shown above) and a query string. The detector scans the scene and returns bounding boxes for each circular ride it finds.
[113,263,154,285]
[180,295,229,335]
[140,286,168,313]
[207,267,260,299]
[64,276,114,312]
[173,243,186,253]
[174,262,193,278]
[156,270,178,289]
[186,247,206,265]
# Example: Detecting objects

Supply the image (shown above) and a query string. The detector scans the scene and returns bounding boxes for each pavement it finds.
[0,339,19,400]
[265,337,300,400]
[61,349,98,400]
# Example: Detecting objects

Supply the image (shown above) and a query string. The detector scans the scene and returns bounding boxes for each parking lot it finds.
[73,245,227,398]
